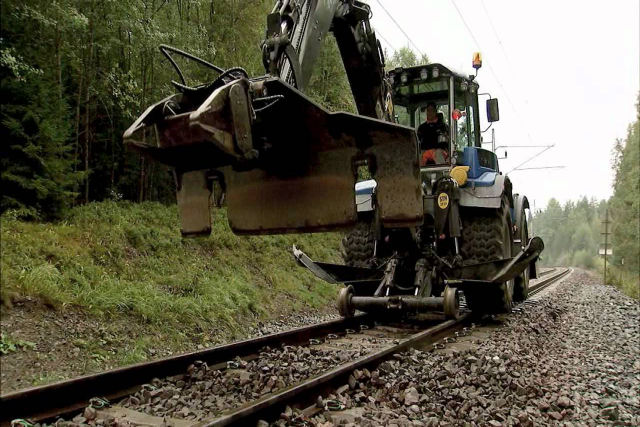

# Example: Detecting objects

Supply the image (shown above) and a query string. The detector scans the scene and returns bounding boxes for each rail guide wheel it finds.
[338,285,355,317]
[443,285,461,319]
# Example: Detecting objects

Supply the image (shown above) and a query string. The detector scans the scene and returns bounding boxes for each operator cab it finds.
[388,64,484,171]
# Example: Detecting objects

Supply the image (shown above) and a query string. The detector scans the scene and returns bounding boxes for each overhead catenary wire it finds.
[479,0,517,78]
[480,0,535,133]
[449,0,536,146]
[508,166,566,172]
[374,0,426,58]
[376,28,397,52]
[506,145,555,174]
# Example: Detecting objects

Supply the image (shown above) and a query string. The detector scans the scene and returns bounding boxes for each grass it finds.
[604,266,639,300]
[0,332,36,355]
[1,201,342,335]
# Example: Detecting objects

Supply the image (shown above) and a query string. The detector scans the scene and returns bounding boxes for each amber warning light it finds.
[472,52,482,69]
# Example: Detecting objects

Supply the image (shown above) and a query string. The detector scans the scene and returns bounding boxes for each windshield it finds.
[453,83,479,150]
[393,76,452,167]
[393,78,450,128]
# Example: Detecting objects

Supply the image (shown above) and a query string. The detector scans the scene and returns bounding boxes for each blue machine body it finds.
[458,147,499,188]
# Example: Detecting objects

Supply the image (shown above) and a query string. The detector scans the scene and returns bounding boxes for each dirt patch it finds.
[1,297,338,393]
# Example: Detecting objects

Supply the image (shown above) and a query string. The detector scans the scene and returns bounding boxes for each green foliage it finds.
[1,201,341,331]
[572,249,596,269]
[609,94,639,275]
[0,37,81,219]
[386,46,429,70]
[605,266,639,300]
[0,0,273,215]
[533,196,605,269]
[0,333,36,355]
[307,35,356,112]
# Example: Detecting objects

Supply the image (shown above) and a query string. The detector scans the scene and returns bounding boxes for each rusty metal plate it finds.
[226,148,358,234]
[223,79,422,234]
[176,170,212,237]
[357,118,423,228]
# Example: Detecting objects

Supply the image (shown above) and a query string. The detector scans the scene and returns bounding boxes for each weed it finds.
[605,267,639,300]
[0,333,36,355]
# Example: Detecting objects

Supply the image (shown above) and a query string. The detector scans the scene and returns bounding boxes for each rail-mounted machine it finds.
[123,0,542,319]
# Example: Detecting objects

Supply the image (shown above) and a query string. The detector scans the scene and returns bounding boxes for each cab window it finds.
[454,90,477,150]
[394,105,411,127]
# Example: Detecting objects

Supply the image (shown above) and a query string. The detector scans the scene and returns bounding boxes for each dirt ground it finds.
[0,296,337,393]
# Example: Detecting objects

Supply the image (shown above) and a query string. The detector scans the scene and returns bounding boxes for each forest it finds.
[533,96,639,296]
[1,0,637,296]
[0,0,422,220]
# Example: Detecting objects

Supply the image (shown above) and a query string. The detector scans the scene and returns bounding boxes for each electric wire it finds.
[449,0,536,145]
[479,0,517,77]
[376,28,397,52]
[480,0,535,138]
[374,0,426,57]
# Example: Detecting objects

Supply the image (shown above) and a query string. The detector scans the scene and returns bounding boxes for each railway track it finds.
[0,267,570,427]
[528,267,571,297]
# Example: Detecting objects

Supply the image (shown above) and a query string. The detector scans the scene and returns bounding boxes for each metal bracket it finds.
[229,83,256,160]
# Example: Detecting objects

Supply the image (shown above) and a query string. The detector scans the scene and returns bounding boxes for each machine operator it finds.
[417,102,449,165]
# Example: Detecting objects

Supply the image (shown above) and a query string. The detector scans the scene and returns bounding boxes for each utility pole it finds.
[601,208,611,285]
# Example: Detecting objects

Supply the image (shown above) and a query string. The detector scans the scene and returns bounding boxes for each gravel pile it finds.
[300,270,640,426]
[246,311,339,337]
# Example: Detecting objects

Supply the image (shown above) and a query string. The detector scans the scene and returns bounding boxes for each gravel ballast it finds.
[17,269,639,426]
[120,345,367,420]
[307,270,639,426]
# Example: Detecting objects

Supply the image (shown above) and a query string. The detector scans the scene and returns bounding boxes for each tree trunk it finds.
[139,154,145,203]
[84,14,95,204]
[56,28,63,102]
[84,87,90,204]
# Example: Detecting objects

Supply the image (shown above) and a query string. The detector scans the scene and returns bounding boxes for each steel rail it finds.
[528,267,571,296]
[537,267,559,278]
[203,315,470,426]
[205,268,572,426]
[1,268,571,426]
[0,314,372,426]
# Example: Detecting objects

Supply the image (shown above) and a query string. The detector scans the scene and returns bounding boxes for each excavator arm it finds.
[123,0,421,237]
[263,0,389,119]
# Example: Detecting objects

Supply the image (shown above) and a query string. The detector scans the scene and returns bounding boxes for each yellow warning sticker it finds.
[438,193,449,209]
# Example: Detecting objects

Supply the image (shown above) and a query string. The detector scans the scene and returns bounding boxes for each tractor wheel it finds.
[513,210,530,302]
[341,218,376,268]
[460,196,514,313]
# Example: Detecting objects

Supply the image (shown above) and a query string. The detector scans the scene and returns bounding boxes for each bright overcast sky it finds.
[367,0,639,210]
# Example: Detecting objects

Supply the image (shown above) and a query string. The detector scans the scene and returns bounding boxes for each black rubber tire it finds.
[513,212,530,302]
[341,219,376,268]
[460,196,514,313]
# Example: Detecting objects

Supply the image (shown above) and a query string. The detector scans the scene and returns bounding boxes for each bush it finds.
[572,250,596,269]
[605,267,639,300]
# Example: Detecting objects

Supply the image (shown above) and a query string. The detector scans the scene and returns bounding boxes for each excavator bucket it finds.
[124,77,423,236]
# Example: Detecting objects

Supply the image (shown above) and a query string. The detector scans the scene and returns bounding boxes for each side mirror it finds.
[487,98,500,122]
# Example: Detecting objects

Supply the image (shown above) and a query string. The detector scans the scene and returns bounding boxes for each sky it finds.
[366,0,639,210]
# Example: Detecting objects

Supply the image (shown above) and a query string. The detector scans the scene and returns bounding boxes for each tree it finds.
[609,93,639,273]
[386,46,429,70]
[307,35,357,112]
[533,197,604,268]
[0,2,84,219]
[0,0,273,217]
